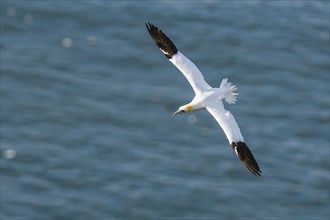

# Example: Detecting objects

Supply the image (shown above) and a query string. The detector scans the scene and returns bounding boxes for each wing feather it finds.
[206,101,244,144]
[230,142,262,176]
[206,101,261,176]
[170,52,212,94]
[146,22,211,94]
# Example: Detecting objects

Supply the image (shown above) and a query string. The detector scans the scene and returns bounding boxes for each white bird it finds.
[146,22,261,176]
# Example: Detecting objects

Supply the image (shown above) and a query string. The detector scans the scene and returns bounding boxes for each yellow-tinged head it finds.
[173,104,193,115]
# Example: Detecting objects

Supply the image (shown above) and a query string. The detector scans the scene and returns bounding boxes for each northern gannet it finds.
[145,22,261,176]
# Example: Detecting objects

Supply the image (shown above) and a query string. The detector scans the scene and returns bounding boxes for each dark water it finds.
[1,1,329,219]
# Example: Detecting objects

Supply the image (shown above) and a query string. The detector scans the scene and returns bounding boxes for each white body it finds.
[170,52,243,144]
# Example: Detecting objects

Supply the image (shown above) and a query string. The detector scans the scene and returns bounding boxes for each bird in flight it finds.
[145,22,261,176]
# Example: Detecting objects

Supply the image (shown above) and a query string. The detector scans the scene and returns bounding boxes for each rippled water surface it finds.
[1,1,329,219]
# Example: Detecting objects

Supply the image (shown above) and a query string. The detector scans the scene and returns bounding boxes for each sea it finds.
[1,1,329,219]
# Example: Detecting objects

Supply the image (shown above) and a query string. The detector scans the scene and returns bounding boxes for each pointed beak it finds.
[173,110,184,116]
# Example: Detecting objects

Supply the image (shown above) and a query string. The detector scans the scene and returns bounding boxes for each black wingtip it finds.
[231,142,262,176]
[145,22,153,30]
[145,22,178,59]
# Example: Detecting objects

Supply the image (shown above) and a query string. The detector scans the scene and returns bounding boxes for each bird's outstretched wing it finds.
[145,22,211,95]
[206,101,262,176]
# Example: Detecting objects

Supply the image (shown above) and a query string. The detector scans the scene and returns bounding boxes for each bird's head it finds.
[173,104,193,115]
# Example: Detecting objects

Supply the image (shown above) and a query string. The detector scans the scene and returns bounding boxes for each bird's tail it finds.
[219,78,238,104]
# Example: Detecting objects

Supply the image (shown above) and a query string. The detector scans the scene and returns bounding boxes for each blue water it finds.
[1,1,329,219]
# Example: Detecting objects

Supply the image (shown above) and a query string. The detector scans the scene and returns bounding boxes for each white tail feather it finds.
[219,78,238,104]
